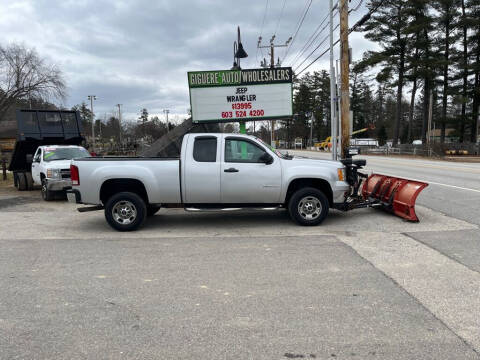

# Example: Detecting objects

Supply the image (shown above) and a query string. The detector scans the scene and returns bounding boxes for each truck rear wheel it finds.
[17,172,27,191]
[288,187,329,226]
[105,192,147,231]
[25,172,34,190]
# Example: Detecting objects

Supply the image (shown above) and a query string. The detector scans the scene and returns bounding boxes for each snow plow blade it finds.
[361,174,428,222]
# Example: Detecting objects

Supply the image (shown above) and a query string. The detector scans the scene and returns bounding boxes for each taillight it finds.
[70,165,80,186]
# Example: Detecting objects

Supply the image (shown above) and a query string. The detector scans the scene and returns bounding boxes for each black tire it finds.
[17,172,27,191]
[288,187,329,226]
[147,205,161,217]
[25,172,34,190]
[105,192,147,232]
[41,178,53,201]
[13,172,19,188]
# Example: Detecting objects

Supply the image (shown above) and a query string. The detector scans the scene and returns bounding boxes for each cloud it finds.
[1,0,374,122]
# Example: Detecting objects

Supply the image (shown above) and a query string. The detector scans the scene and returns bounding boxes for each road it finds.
[290,150,480,226]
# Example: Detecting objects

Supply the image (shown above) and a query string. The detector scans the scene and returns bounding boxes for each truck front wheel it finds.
[41,179,53,201]
[288,187,329,226]
[105,192,147,231]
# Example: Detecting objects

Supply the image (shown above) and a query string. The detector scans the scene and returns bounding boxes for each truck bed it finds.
[8,110,84,172]
[72,157,182,205]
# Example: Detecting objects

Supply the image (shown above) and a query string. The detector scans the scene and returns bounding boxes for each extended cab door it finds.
[182,134,221,203]
[220,136,282,203]
[31,148,42,185]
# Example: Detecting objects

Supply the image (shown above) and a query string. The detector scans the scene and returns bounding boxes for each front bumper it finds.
[66,189,82,204]
[46,178,72,191]
[333,181,351,203]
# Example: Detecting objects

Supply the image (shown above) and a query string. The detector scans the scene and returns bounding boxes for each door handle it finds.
[224,168,239,173]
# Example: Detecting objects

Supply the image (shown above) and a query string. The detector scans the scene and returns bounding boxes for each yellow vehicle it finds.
[317,126,375,151]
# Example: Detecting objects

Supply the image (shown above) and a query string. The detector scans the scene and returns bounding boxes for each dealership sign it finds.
[188,67,293,123]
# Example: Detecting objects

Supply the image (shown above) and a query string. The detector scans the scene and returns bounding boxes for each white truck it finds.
[68,133,352,231]
[7,109,88,197]
[31,145,91,200]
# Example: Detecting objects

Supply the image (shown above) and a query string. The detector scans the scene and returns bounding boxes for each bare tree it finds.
[0,43,66,121]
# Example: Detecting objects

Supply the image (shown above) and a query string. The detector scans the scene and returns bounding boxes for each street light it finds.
[231,26,248,70]
[163,109,170,133]
[305,111,313,148]
[87,95,97,151]
[116,104,122,147]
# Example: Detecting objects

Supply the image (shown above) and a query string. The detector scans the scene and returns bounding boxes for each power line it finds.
[296,0,386,76]
[293,23,339,72]
[256,0,270,63]
[288,9,337,67]
[287,12,330,65]
[282,0,313,62]
[350,0,364,12]
[274,0,287,37]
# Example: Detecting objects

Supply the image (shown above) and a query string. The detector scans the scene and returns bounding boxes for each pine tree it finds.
[138,108,149,138]
[433,0,461,143]
[468,0,480,142]
[71,102,93,137]
[358,0,410,146]
[378,125,387,146]
[293,81,314,142]
[311,70,331,140]
[407,1,436,144]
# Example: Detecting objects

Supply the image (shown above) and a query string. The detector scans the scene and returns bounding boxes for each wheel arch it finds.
[284,178,333,207]
[100,178,149,205]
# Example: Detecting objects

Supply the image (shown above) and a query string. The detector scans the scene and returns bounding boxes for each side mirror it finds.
[26,154,33,164]
[259,152,274,165]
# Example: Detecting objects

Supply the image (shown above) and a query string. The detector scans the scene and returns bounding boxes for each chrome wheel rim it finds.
[112,200,137,225]
[41,184,47,197]
[298,196,322,220]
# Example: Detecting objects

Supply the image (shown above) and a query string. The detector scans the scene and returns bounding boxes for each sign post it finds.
[188,67,293,124]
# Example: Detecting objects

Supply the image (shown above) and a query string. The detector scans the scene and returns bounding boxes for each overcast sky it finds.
[1,0,374,123]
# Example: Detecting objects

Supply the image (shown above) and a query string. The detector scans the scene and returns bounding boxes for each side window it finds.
[193,137,217,162]
[33,149,41,162]
[225,139,266,163]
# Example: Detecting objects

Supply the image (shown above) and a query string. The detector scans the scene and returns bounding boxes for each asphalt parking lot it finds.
[1,185,479,359]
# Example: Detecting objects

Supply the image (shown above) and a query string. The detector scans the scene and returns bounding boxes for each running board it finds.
[185,206,281,212]
[77,205,104,212]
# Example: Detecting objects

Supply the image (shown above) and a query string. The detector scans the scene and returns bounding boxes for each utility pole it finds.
[329,0,338,161]
[116,104,122,147]
[309,113,314,148]
[258,35,292,147]
[163,109,170,133]
[427,91,433,144]
[339,0,350,159]
[87,95,97,151]
[477,105,480,144]
[336,59,342,156]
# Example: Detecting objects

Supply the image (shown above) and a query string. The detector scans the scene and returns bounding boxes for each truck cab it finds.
[31,145,91,200]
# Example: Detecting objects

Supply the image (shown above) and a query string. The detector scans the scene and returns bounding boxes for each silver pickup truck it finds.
[68,133,350,231]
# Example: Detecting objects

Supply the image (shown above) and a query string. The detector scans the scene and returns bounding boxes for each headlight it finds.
[337,168,346,181]
[47,168,61,179]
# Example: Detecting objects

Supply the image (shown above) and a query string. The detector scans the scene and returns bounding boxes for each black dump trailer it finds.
[8,109,84,191]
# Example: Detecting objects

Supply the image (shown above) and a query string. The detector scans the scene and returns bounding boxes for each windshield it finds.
[255,137,289,158]
[43,147,91,162]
